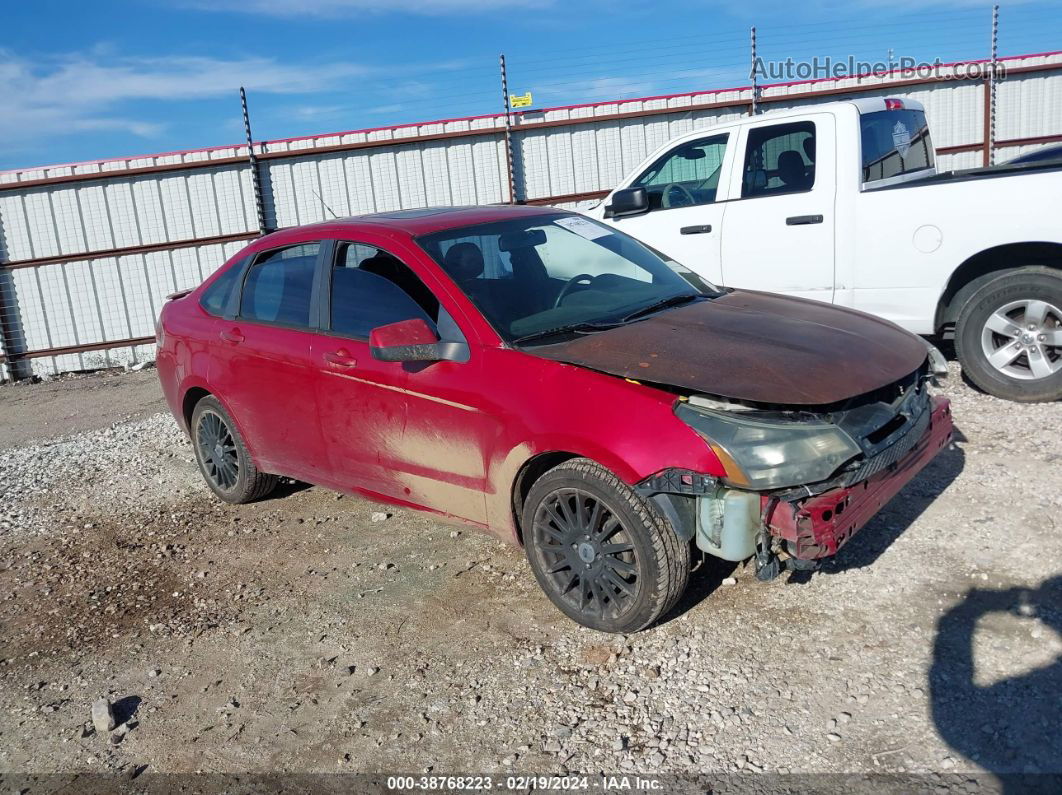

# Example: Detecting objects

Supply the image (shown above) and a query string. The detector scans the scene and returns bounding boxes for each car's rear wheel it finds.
[190,395,278,504]
[522,458,690,633]
[955,268,1062,402]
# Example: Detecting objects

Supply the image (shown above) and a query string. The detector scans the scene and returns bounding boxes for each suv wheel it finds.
[955,267,1062,402]
[190,395,278,504]
[522,459,690,633]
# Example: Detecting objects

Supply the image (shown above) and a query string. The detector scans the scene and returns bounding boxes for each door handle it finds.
[786,214,824,225]
[219,328,244,344]
[680,224,713,235]
[323,349,358,368]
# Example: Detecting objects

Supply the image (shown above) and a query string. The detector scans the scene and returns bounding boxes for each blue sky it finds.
[1,0,1058,170]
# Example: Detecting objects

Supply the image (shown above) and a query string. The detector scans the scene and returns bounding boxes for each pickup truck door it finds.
[719,114,837,303]
[603,132,732,284]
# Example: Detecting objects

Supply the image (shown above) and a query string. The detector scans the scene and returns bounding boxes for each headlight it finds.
[676,402,861,490]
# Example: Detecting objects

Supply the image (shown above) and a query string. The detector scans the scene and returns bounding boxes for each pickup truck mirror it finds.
[604,187,649,219]
[369,318,452,363]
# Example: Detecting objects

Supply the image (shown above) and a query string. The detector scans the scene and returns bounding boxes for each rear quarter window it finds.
[860,109,935,183]
[199,261,243,317]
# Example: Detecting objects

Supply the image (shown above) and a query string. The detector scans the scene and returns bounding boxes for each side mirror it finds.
[604,187,649,219]
[369,317,468,363]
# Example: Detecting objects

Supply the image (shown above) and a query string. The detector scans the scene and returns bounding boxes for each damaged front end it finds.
[637,365,954,576]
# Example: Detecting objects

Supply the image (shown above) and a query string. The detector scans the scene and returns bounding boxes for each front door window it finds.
[632,134,729,211]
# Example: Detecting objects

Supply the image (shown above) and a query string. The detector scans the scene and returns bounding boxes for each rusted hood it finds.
[527,290,928,406]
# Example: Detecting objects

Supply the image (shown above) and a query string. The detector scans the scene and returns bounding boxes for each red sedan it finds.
[157,205,953,632]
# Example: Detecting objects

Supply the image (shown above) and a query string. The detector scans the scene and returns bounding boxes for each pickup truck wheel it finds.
[955,269,1062,402]
[190,396,279,504]
[522,458,690,633]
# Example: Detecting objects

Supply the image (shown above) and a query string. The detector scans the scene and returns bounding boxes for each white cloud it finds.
[0,48,371,157]
[179,0,546,16]
[535,76,658,103]
[365,103,408,115]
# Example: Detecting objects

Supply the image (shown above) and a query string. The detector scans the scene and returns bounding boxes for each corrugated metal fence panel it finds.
[997,67,1062,143]
[0,166,257,262]
[0,145,250,188]
[9,239,247,377]
[1,53,1061,378]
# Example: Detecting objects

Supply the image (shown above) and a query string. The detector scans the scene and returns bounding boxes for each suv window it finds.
[860,109,934,183]
[240,244,320,327]
[200,259,244,317]
[741,121,816,198]
[329,243,439,339]
[632,134,729,210]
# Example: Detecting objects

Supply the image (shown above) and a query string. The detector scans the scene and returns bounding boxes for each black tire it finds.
[522,458,690,633]
[190,395,278,504]
[955,267,1062,402]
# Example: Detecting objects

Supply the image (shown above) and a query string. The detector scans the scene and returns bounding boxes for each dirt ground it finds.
[0,366,1059,792]
[0,369,166,450]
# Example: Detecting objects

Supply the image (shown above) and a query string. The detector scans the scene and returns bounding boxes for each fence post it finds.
[985,4,1000,166]
[0,266,29,381]
[240,87,270,234]
[499,54,518,204]
[750,26,759,116]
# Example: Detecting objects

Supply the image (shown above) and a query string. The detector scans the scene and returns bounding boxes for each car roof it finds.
[256,204,564,246]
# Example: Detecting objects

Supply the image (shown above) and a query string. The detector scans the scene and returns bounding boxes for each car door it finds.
[719,115,837,302]
[208,241,328,481]
[312,239,494,525]
[605,132,732,284]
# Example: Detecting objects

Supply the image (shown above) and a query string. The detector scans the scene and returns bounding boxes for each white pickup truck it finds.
[585,97,1062,402]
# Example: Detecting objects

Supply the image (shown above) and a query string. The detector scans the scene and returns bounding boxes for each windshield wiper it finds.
[621,293,701,323]
[511,321,620,346]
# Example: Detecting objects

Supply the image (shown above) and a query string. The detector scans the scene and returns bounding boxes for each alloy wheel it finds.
[196,410,239,491]
[980,298,1062,381]
[531,488,641,621]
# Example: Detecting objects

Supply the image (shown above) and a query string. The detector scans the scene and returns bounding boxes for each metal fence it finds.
[1,48,1061,379]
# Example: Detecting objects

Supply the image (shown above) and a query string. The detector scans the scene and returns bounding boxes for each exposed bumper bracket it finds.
[766,397,954,560]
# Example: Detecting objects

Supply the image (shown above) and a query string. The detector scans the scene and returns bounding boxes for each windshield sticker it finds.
[554,216,612,240]
[892,120,912,156]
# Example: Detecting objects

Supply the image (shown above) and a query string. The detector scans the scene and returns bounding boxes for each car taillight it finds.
[885,98,905,110]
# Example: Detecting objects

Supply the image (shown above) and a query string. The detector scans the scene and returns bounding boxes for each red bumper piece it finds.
[765,397,953,560]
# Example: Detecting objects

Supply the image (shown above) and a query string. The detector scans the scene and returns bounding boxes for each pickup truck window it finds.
[860,109,935,183]
[741,121,816,198]
[632,134,728,211]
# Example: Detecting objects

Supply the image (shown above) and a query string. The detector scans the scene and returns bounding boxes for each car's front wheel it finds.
[955,267,1062,402]
[522,459,690,633]
[190,395,278,504]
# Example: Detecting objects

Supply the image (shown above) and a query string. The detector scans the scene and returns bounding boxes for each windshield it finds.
[417,213,720,343]
[860,109,935,184]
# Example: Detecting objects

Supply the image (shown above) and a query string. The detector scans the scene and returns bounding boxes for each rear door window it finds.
[741,121,816,198]
[328,243,439,339]
[240,244,320,328]
[860,109,935,183]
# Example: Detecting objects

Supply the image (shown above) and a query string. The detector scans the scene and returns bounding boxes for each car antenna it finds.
[312,188,339,219]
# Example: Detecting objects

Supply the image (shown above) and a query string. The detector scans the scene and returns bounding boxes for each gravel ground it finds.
[0,365,1059,790]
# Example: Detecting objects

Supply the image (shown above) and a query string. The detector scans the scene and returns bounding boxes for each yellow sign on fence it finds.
[510,92,533,109]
